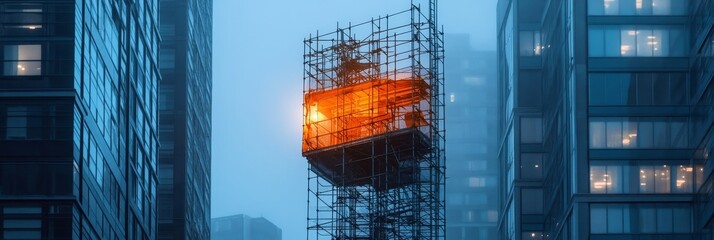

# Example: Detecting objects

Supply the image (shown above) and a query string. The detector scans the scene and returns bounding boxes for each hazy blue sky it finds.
[212,0,497,238]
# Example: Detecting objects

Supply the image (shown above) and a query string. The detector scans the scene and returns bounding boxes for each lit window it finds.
[589,25,687,57]
[588,0,687,15]
[3,45,41,76]
[468,177,486,188]
[590,118,688,149]
[590,165,623,193]
[674,165,692,192]
[519,31,541,56]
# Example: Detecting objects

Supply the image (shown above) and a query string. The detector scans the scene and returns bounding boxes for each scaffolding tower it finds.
[303,1,445,239]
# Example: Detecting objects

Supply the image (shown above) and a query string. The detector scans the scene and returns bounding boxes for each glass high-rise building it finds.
[445,34,499,239]
[0,0,160,239]
[497,0,714,239]
[157,0,212,239]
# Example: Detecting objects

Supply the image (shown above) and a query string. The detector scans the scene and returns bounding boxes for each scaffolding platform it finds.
[303,2,445,239]
[304,127,431,190]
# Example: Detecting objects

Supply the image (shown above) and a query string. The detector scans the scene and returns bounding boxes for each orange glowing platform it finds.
[302,77,432,189]
[302,77,430,153]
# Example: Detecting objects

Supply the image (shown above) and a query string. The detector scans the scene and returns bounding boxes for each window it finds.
[521,117,542,143]
[590,203,691,234]
[640,165,672,193]
[589,117,688,149]
[1,5,44,35]
[2,104,71,140]
[0,163,72,196]
[6,106,27,139]
[519,31,541,56]
[606,204,627,233]
[468,177,486,188]
[588,0,688,15]
[159,48,175,69]
[591,205,607,233]
[589,25,688,57]
[519,70,542,107]
[521,153,543,179]
[518,0,545,22]
[589,73,687,106]
[674,165,693,192]
[521,189,543,214]
[589,165,623,193]
[2,206,43,240]
[3,44,41,76]
[590,161,693,194]
[467,160,487,171]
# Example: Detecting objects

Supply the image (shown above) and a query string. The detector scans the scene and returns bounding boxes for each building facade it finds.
[157,0,212,239]
[0,0,160,239]
[498,0,714,239]
[445,34,499,239]
[211,214,282,240]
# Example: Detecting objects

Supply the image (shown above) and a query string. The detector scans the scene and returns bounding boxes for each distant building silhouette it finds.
[157,0,213,239]
[444,34,499,239]
[211,214,282,240]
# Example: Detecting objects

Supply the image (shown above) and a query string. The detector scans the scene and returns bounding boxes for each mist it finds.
[211,0,498,238]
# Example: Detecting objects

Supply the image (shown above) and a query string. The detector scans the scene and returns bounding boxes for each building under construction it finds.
[302,1,445,239]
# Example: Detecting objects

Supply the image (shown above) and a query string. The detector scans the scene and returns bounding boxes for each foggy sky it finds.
[211,0,498,238]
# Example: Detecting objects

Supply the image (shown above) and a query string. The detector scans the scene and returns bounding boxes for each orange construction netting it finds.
[302,77,430,152]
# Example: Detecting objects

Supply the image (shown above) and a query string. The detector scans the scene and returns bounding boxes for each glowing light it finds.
[676,179,686,187]
[604,0,614,8]
[623,138,631,145]
[303,77,431,151]
[593,181,611,189]
[621,45,631,55]
[535,164,539,168]
[309,103,320,122]
[636,0,643,9]
[628,31,637,36]
[20,25,41,30]
[450,93,455,103]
